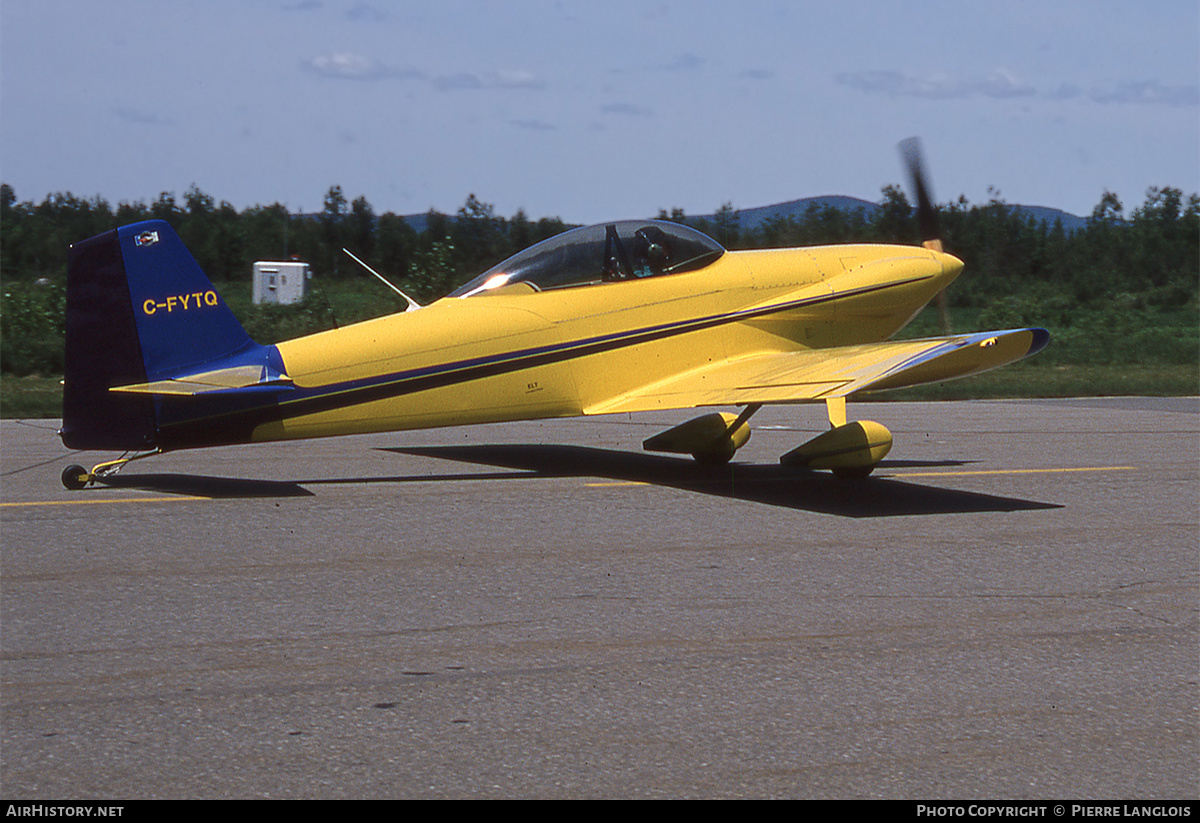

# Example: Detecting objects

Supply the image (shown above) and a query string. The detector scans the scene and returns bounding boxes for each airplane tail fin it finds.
[61,220,268,451]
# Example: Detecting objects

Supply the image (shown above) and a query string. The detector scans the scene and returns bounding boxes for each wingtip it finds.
[1027,328,1051,356]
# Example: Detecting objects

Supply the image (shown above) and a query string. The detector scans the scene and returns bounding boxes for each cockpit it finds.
[449,220,727,298]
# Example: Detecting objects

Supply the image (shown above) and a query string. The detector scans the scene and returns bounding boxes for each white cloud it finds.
[113,108,175,126]
[304,52,426,82]
[835,68,1033,100]
[837,68,1197,107]
[431,69,545,91]
[346,3,387,24]
[660,53,706,72]
[493,70,544,90]
[975,68,1036,99]
[600,102,654,117]
[306,52,391,80]
[1089,80,1199,107]
[510,119,556,131]
[304,52,543,92]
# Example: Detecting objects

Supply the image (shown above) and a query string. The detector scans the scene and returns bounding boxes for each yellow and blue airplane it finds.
[59,141,1047,489]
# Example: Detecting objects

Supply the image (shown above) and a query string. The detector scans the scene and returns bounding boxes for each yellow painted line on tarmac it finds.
[586,466,1138,485]
[1,496,210,508]
[884,466,1137,478]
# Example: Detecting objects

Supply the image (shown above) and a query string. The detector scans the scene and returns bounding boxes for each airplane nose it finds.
[935,250,964,288]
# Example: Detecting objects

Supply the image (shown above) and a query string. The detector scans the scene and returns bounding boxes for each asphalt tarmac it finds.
[2,398,1196,799]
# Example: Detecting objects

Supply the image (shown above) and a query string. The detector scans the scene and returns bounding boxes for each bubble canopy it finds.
[449,220,727,298]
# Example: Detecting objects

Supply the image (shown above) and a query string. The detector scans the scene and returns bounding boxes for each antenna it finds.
[342,248,422,312]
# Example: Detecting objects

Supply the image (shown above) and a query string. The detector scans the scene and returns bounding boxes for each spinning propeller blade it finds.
[899,136,950,332]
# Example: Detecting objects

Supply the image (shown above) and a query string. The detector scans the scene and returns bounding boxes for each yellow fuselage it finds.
[261,244,961,442]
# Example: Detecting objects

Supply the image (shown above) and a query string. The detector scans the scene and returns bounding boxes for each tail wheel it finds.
[61,465,90,490]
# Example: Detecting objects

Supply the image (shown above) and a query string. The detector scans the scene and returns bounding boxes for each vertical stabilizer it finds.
[60,220,263,451]
[117,221,254,379]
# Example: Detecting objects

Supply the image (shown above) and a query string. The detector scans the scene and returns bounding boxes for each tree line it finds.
[1,180,1196,376]
[0,184,570,304]
[4,181,1196,307]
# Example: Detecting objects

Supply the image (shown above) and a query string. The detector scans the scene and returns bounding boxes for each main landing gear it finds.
[642,404,761,465]
[778,397,893,479]
[643,397,893,478]
[61,449,161,490]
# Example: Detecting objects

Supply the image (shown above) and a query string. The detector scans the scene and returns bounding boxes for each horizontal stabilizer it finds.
[111,364,293,396]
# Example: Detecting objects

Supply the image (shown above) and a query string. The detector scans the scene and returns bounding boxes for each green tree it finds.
[241,203,293,264]
[1091,191,1124,223]
[508,208,534,257]
[874,184,913,242]
[375,212,417,291]
[151,191,181,223]
[0,184,20,279]
[409,240,457,301]
[321,185,348,276]
[347,195,376,264]
[452,194,504,275]
[711,202,740,248]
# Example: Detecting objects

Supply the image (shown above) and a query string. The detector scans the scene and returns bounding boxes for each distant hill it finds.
[706,196,878,231]
[1011,204,1090,232]
[690,197,1090,234]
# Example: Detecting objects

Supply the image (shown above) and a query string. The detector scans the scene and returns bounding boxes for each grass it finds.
[1,374,64,419]
[220,277,406,342]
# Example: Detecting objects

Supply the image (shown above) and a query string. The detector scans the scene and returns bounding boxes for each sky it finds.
[2,0,1197,225]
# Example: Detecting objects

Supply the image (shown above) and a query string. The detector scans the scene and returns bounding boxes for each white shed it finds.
[252,261,310,305]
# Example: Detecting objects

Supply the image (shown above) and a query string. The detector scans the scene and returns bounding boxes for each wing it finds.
[585,327,1049,415]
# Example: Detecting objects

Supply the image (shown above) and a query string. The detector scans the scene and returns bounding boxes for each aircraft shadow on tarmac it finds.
[99,473,316,498]
[382,444,1062,518]
[96,444,1061,517]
